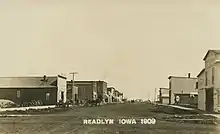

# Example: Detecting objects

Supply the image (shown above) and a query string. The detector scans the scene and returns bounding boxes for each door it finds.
[206,88,214,113]
[61,91,64,102]
[169,90,171,104]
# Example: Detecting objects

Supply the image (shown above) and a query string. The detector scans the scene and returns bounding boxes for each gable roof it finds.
[197,68,205,77]
[203,50,220,61]
[0,76,57,88]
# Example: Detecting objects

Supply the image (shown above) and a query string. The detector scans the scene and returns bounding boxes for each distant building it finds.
[197,50,220,112]
[107,87,124,103]
[168,73,198,105]
[73,81,108,102]
[0,75,67,105]
[107,87,115,103]
[118,92,124,102]
[159,88,170,104]
[113,90,123,102]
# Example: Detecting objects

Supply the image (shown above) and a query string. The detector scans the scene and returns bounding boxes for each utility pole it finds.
[70,72,78,104]
[154,88,157,103]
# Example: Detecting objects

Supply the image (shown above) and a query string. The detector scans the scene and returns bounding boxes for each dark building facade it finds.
[0,75,67,105]
[174,93,198,107]
[73,80,107,102]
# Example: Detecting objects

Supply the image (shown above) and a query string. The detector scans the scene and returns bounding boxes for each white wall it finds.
[162,98,169,104]
[198,89,205,111]
[160,88,169,97]
[197,69,205,111]
[57,76,67,103]
[215,62,220,89]
[73,86,78,94]
[216,54,220,61]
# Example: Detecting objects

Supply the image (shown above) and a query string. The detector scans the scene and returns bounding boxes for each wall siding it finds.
[0,88,57,105]
[198,89,206,110]
[197,69,205,111]
[57,76,67,103]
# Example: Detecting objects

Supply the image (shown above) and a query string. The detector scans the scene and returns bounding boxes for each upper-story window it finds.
[196,82,198,89]
[212,67,215,84]
[205,71,208,86]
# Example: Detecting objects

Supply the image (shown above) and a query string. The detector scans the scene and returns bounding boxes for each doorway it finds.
[206,88,214,113]
[61,91,64,102]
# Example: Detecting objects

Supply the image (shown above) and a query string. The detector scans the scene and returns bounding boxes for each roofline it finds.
[58,75,67,79]
[168,76,197,79]
[114,90,119,92]
[197,68,205,77]
[107,87,115,89]
[174,93,198,95]
[203,50,220,61]
[0,75,58,78]
[0,86,57,89]
[203,50,210,61]
[74,80,107,83]
[159,88,170,90]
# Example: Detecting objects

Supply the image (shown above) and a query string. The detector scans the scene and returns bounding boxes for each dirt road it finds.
[0,103,219,134]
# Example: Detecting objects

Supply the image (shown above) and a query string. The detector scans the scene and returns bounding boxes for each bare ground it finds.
[0,103,219,134]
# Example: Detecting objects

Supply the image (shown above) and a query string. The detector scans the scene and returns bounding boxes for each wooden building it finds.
[168,73,198,105]
[159,88,170,104]
[197,50,220,112]
[0,75,67,106]
[73,80,107,102]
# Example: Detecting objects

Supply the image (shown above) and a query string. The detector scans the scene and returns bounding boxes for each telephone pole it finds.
[154,88,157,103]
[70,72,78,104]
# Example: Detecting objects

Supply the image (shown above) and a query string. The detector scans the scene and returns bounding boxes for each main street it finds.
[0,103,218,134]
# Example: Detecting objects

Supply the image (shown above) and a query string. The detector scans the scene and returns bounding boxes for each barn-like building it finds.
[0,75,67,106]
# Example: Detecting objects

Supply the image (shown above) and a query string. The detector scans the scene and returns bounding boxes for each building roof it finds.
[72,80,107,84]
[107,87,115,89]
[159,88,170,90]
[168,76,197,79]
[174,93,198,95]
[114,89,120,93]
[203,50,220,61]
[197,68,205,77]
[0,76,57,88]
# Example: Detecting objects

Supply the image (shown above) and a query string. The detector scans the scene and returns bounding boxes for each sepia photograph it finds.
[0,0,220,134]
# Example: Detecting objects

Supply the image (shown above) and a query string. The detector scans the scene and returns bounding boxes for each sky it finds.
[0,0,220,100]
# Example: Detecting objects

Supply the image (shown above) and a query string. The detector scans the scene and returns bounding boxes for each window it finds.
[46,93,50,101]
[61,91,64,101]
[218,90,220,105]
[195,82,198,89]
[16,90,21,98]
[169,81,171,89]
[212,67,215,84]
[205,71,208,86]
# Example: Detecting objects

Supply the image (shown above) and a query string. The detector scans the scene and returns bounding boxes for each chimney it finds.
[188,73,191,78]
